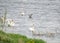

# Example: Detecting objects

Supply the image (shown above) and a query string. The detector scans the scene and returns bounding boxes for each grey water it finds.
[0,0,60,43]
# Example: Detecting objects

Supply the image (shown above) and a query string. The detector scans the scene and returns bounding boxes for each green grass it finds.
[0,30,46,43]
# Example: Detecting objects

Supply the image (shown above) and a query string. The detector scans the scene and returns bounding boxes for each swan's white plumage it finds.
[6,19,15,26]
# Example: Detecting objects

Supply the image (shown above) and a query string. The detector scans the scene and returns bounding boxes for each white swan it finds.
[29,24,44,36]
[29,24,36,35]
[29,26,35,32]
[6,19,15,27]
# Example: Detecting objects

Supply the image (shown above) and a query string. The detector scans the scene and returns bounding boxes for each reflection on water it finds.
[0,0,60,43]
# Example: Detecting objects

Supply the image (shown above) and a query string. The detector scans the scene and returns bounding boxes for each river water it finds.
[0,0,60,43]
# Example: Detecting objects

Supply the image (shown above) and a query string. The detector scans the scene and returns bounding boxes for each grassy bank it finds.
[0,30,46,43]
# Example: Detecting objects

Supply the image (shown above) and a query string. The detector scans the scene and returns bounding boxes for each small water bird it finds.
[20,12,25,16]
[29,14,33,19]
[47,32,55,37]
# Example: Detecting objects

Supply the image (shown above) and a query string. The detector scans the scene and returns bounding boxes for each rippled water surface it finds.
[0,0,60,43]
